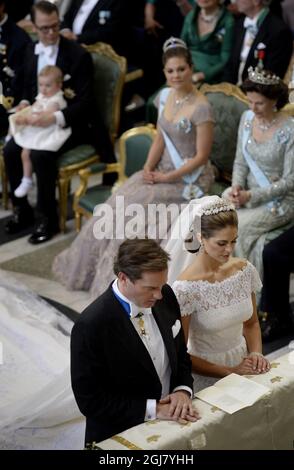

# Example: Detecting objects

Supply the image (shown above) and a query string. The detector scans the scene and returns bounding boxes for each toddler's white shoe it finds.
[14,177,33,198]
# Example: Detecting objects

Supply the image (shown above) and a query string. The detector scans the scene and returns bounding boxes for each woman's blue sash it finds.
[241,110,284,215]
[159,88,204,200]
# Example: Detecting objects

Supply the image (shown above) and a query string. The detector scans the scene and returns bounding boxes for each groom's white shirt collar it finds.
[112,279,152,318]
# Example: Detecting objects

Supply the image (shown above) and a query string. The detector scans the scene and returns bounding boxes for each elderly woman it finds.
[181,0,235,84]
[224,67,294,276]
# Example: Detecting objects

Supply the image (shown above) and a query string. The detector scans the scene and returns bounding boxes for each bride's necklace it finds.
[200,8,220,24]
[256,116,278,132]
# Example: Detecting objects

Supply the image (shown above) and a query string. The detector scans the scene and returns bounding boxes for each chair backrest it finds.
[85,42,127,144]
[200,83,248,180]
[118,125,157,179]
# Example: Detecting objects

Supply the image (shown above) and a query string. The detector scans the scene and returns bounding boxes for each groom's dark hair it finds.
[114,238,170,281]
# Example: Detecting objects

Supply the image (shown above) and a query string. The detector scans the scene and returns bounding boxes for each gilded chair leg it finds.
[58,175,70,233]
[75,211,82,232]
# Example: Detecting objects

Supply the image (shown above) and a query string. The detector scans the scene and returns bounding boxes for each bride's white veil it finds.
[0,270,84,449]
[165,196,229,284]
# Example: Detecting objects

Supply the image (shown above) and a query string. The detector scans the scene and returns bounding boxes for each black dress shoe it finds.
[5,207,35,234]
[28,221,59,245]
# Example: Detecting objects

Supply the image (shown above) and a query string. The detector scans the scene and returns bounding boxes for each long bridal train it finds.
[0,270,85,449]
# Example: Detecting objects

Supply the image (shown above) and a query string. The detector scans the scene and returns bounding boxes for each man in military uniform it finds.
[0,0,31,137]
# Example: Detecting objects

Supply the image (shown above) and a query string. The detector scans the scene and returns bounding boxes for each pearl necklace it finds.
[200,8,220,24]
[256,116,277,132]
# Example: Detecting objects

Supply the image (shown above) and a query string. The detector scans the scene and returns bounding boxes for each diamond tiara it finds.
[200,199,235,216]
[163,37,187,53]
[248,66,280,86]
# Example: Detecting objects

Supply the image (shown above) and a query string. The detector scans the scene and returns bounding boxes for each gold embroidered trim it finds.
[211,406,222,413]
[270,362,280,369]
[147,435,161,443]
[111,435,142,450]
[270,376,283,383]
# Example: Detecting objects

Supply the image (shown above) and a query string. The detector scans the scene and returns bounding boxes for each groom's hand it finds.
[157,391,200,422]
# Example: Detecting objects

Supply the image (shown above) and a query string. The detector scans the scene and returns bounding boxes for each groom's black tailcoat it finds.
[70,283,193,444]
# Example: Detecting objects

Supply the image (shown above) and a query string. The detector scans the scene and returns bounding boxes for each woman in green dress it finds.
[181,0,235,84]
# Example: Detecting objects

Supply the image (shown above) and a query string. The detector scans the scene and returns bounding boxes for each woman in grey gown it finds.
[53,37,215,298]
[224,67,294,276]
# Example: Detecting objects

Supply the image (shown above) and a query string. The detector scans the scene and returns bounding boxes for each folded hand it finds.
[157,391,200,423]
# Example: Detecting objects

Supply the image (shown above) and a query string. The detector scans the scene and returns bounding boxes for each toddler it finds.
[9,65,71,197]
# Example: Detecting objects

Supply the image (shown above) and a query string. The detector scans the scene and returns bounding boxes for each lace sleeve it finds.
[248,262,262,293]
[172,281,195,317]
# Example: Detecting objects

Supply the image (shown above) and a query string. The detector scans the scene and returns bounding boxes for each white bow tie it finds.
[34,42,56,58]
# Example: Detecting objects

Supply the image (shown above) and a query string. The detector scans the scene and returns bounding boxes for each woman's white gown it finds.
[0,270,85,449]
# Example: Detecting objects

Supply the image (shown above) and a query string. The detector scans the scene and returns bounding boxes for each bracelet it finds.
[248,352,264,358]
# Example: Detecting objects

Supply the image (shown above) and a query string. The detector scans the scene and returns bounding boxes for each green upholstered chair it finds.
[57,42,126,232]
[73,125,156,231]
[200,82,249,182]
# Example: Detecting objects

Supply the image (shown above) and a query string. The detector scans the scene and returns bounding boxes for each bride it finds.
[165,196,271,392]
[0,270,84,449]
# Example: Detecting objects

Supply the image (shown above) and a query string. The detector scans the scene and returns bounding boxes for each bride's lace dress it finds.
[0,270,84,449]
[172,262,262,392]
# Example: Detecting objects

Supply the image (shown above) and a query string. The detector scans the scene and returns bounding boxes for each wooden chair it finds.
[73,125,156,231]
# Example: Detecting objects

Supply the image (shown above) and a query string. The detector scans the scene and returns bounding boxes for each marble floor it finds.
[0,173,106,313]
[0,214,92,315]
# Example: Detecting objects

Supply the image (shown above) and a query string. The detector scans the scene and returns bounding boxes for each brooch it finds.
[215,27,225,42]
[276,129,289,145]
[176,117,192,134]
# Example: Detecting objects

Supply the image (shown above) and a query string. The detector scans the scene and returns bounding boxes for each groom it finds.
[71,238,199,446]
